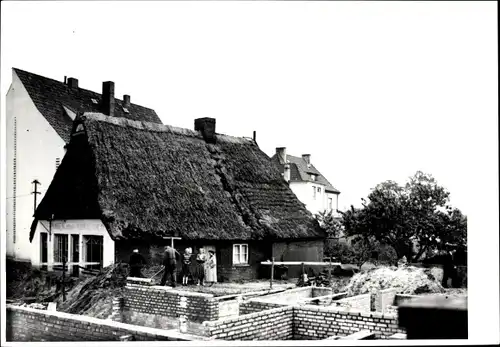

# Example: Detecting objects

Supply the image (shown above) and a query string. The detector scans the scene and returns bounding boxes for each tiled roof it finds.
[13,68,162,143]
[271,153,340,194]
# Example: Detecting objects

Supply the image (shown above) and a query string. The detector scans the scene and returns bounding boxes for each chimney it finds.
[64,76,67,84]
[253,130,256,142]
[302,154,311,166]
[67,77,78,89]
[194,118,216,143]
[276,147,287,164]
[102,81,115,117]
[123,95,131,108]
[283,163,291,183]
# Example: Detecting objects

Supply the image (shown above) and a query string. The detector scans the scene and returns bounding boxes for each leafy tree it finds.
[316,210,343,239]
[341,171,467,263]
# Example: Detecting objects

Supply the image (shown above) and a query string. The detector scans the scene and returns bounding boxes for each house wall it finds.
[289,181,339,217]
[5,70,67,261]
[115,240,271,282]
[31,219,114,271]
[6,305,196,342]
[272,239,324,278]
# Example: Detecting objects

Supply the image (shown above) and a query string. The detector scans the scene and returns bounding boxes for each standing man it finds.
[160,245,179,287]
[129,249,146,278]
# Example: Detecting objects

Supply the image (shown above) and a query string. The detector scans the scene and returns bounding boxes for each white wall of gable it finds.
[6,70,67,261]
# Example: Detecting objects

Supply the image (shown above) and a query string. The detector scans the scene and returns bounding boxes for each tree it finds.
[342,171,467,263]
[316,210,343,239]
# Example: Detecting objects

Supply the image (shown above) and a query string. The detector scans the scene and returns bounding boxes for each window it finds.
[313,186,317,199]
[328,198,333,210]
[84,235,103,270]
[310,174,316,181]
[317,187,321,193]
[54,234,68,263]
[55,157,61,170]
[233,244,249,265]
[91,98,99,104]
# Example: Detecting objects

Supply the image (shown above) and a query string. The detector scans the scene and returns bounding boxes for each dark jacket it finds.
[163,248,178,267]
[129,252,146,267]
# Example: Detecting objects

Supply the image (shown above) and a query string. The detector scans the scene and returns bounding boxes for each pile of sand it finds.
[345,265,445,296]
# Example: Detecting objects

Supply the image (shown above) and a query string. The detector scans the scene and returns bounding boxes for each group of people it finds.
[129,246,217,287]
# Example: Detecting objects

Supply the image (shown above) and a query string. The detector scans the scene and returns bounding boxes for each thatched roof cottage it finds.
[31,113,326,281]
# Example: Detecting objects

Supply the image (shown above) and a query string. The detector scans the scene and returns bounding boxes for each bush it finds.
[325,238,397,266]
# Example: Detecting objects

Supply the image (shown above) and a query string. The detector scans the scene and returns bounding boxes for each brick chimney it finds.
[302,154,311,166]
[67,77,78,89]
[194,118,216,143]
[276,147,287,164]
[123,95,131,108]
[102,81,115,117]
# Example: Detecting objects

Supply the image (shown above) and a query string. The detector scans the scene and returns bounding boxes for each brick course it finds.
[293,305,405,340]
[6,305,199,342]
[204,306,294,340]
[123,282,219,323]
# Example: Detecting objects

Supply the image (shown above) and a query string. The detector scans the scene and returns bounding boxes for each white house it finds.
[5,68,162,272]
[271,147,341,217]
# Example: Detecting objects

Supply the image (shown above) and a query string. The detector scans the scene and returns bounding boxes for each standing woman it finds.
[181,247,192,286]
[194,248,207,286]
[205,250,217,285]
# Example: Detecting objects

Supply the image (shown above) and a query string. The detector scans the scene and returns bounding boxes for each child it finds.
[181,247,192,286]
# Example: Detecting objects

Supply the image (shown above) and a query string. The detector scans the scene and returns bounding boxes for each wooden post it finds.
[62,256,67,302]
[301,262,305,276]
[270,257,275,289]
[328,256,332,281]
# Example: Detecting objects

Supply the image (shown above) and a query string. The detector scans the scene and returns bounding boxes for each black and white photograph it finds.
[1,1,498,345]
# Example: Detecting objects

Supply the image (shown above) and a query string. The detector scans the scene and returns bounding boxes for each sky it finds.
[1,2,498,342]
[1,1,497,214]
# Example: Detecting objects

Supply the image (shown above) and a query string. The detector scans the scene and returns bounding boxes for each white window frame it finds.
[328,198,333,210]
[233,244,249,265]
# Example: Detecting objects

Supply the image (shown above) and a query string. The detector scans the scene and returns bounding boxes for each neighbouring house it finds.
[30,114,326,281]
[5,68,162,265]
[271,147,341,218]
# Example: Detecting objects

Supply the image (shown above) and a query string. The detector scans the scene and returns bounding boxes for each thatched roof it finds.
[31,114,324,242]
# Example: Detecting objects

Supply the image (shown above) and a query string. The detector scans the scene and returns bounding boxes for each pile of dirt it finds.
[345,265,445,296]
[55,263,128,319]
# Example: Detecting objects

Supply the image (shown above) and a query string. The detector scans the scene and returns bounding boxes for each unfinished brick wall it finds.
[204,306,294,340]
[239,299,287,315]
[6,305,196,342]
[293,305,405,340]
[375,288,398,313]
[332,294,371,312]
[123,282,219,323]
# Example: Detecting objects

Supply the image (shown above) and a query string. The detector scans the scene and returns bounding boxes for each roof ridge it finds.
[82,113,255,145]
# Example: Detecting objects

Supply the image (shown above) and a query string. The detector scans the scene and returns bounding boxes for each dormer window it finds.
[122,107,129,114]
[310,174,317,181]
[91,98,98,104]
[55,157,61,170]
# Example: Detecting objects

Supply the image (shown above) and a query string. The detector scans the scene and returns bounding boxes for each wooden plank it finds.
[260,261,341,266]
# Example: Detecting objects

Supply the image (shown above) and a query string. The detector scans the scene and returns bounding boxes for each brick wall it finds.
[204,306,294,340]
[6,305,198,342]
[239,299,288,315]
[375,288,398,313]
[123,282,218,323]
[293,305,405,340]
[332,294,371,312]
